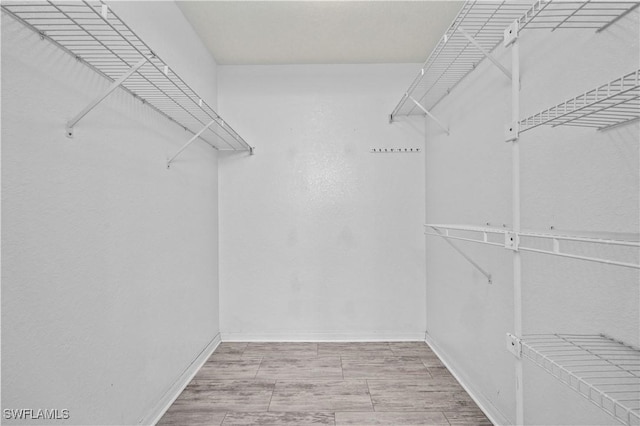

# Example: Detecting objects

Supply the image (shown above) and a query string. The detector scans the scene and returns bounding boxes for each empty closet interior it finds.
[1,0,639,425]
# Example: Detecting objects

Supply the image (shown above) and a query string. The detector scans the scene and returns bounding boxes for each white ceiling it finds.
[177,1,464,65]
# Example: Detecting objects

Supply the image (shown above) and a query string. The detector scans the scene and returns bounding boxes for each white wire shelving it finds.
[518,334,640,426]
[425,224,640,270]
[390,1,639,122]
[520,70,640,132]
[1,0,253,165]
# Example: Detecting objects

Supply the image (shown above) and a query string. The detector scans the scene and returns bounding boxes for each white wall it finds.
[424,9,639,426]
[218,64,426,341]
[1,2,220,424]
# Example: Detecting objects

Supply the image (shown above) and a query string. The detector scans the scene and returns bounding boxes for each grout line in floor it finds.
[266,379,277,412]
[365,379,375,412]
[422,359,434,378]
[442,410,453,426]
[254,356,264,379]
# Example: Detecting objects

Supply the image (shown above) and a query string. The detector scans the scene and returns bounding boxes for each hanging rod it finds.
[1,0,254,160]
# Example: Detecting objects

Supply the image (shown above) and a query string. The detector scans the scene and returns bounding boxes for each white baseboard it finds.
[221,330,425,342]
[425,332,509,426]
[142,333,221,426]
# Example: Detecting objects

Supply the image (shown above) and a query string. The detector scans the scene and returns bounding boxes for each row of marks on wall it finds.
[370,148,421,153]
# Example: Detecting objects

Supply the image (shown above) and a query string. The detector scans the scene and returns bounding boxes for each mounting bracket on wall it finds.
[503,20,519,47]
[505,232,519,251]
[66,58,148,138]
[504,122,519,142]
[506,333,522,358]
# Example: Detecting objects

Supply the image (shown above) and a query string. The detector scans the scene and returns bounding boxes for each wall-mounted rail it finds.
[1,0,254,164]
[426,224,640,270]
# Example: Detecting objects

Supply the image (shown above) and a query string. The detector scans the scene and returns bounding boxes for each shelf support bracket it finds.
[458,26,512,81]
[431,227,492,284]
[167,119,218,168]
[408,96,450,135]
[66,57,148,138]
[506,333,522,358]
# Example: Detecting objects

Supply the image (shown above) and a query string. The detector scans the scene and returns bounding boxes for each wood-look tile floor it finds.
[158,342,492,426]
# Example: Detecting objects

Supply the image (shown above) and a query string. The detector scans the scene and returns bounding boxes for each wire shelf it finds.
[390,2,531,120]
[519,1,640,32]
[521,334,640,426]
[1,0,252,153]
[520,70,640,132]
[390,1,639,120]
[425,224,640,269]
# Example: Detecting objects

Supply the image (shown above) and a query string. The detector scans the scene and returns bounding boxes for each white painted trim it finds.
[142,333,221,426]
[425,332,509,426]
[221,331,425,342]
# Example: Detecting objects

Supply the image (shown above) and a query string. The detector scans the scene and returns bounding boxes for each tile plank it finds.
[256,357,343,380]
[208,343,248,360]
[243,342,318,358]
[173,380,275,412]
[371,389,478,412]
[388,342,440,358]
[222,412,334,425]
[194,358,263,380]
[342,356,431,379]
[157,408,227,426]
[444,409,493,425]
[368,377,464,393]
[317,342,394,357]
[269,380,373,412]
[336,411,449,425]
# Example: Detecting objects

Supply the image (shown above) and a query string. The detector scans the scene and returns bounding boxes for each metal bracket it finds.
[506,333,522,358]
[504,20,519,47]
[66,57,147,138]
[167,118,219,168]
[505,232,519,251]
[458,26,511,81]
[505,122,519,142]
[431,227,492,284]
[408,96,450,135]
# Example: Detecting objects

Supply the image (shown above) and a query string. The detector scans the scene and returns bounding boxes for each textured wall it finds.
[1,2,220,424]
[424,9,639,425]
[218,64,426,340]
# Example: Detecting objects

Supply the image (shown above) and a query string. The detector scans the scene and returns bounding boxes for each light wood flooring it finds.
[158,342,492,426]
